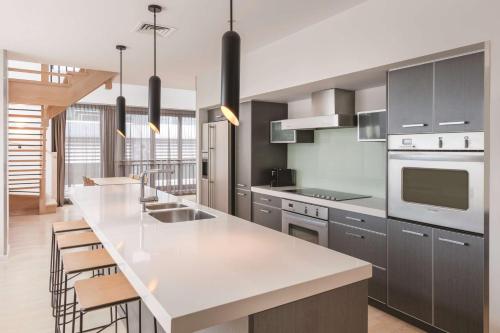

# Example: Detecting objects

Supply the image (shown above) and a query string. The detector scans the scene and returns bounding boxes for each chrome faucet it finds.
[139,168,173,212]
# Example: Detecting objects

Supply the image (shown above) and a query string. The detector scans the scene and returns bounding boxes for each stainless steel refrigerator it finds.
[200,121,230,213]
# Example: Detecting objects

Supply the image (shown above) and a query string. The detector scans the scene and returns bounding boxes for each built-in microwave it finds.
[388,132,484,234]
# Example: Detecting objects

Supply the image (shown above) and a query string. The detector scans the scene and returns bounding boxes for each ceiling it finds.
[0,0,366,89]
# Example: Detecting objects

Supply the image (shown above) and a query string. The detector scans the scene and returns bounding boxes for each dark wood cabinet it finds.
[387,219,433,323]
[388,52,485,135]
[329,219,387,304]
[388,63,434,134]
[252,203,282,231]
[433,229,484,333]
[434,52,484,133]
[235,101,288,190]
[235,189,251,221]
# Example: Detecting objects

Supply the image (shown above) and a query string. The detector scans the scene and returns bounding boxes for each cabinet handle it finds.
[237,192,246,197]
[345,216,364,223]
[438,121,468,126]
[259,209,271,214]
[260,198,271,202]
[215,115,225,119]
[402,123,426,128]
[438,237,468,246]
[237,183,247,187]
[402,229,426,237]
[345,232,364,239]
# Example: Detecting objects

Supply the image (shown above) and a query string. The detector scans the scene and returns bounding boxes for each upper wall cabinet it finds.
[388,52,484,134]
[434,52,484,132]
[388,63,434,134]
[270,120,314,144]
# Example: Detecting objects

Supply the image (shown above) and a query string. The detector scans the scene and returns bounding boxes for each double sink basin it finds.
[145,202,215,223]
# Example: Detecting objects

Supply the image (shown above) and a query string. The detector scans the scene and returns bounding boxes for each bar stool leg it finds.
[79,311,84,333]
[62,274,68,333]
[125,303,129,333]
[49,232,55,292]
[139,300,142,333]
[71,293,76,333]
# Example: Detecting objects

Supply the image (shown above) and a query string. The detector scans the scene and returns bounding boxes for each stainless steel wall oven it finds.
[388,132,484,234]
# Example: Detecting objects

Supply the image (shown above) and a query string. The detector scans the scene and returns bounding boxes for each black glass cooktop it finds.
[284,188,370,201]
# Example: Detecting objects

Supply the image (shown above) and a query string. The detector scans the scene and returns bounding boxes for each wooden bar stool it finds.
[71,273,141,333]
[50,219,91,293]
[56,248,117,333]
[53,232,101,316]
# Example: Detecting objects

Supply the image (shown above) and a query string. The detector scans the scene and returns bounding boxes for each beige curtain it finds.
[51,111,66,206]
[100,105,116,177]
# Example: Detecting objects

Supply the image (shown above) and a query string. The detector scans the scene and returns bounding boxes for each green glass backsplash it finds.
[287,128,386,198]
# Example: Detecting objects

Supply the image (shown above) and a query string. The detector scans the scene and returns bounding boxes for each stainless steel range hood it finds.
[281,89,355,130]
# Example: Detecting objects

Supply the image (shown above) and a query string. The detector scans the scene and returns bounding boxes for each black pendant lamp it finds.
[116,45,127,138]
[148,4,162,133]
[220,0,241,126]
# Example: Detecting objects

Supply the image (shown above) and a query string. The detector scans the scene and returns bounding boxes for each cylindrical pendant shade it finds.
[220,30,241,126]
[148,75,161,133]
[116,95,126,138]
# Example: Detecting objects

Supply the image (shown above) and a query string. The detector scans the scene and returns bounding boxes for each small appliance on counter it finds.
[270,168,295,187]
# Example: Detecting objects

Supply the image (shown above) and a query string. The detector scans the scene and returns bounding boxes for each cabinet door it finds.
[387,219,433,323]
[201,123,209,153]
[434,52,484,132]
[252,203,282,231]
[388,63,434,134]
[235,102,251,189]
[235,189,251,221]
[200,178,209,206]
[434,229,484,333]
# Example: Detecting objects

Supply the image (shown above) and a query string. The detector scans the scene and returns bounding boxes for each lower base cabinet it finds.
[329,221,387,304]
[252,203,282,231]
[433,229,484,333]
[388,219,484,332]
[387,220,433,323]
[235,188,251,221]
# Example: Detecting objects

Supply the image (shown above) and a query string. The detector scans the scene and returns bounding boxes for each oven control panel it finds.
[388,132,484,151]
[282,199,328,220]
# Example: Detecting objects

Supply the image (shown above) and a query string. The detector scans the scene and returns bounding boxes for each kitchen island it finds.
[70,184,372,333]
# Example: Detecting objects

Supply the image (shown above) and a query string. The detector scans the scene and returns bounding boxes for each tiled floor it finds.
[0,204,423,333]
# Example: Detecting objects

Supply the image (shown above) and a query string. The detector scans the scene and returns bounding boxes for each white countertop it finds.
[251,185,387,218]
[91,177,141,185]
[70,185,371,333]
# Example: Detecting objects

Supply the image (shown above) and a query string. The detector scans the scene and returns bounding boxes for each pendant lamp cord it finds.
[229,0,233,31]
[119,49,123,96]
[154,10,157,76]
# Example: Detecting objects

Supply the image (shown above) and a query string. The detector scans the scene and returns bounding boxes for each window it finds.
[65,105,101,187]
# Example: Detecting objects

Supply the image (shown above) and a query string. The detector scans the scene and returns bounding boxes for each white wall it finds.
[196,0,500,330]
[0,50,8,256]
[80,83,196,111]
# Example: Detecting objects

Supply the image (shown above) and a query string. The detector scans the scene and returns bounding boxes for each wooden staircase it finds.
[7,63,116,215]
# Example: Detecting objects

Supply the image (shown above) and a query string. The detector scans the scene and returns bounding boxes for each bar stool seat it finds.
[71,273,142,333]
[74,273,139,312]
[57,232,100,250]
[52,220,90,234]
[50,219,92,293]
[62,249,115,275]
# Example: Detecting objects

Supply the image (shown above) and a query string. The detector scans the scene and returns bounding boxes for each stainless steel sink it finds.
[149,209,215,223]
[145,202,187,211]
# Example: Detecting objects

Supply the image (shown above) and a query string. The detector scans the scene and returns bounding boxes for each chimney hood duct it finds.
[281,89,356,130]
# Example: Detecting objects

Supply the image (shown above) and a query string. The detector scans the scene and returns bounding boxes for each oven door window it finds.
[289,224,319,244]
[402,167,469,210]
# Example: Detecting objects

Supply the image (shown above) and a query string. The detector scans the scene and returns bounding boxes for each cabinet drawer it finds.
[235,189,251,221]
[369,266,387,304]
[252,203,282,231]
[252,192,282,209]
[329,222,387,268]
[329,208,386,234]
